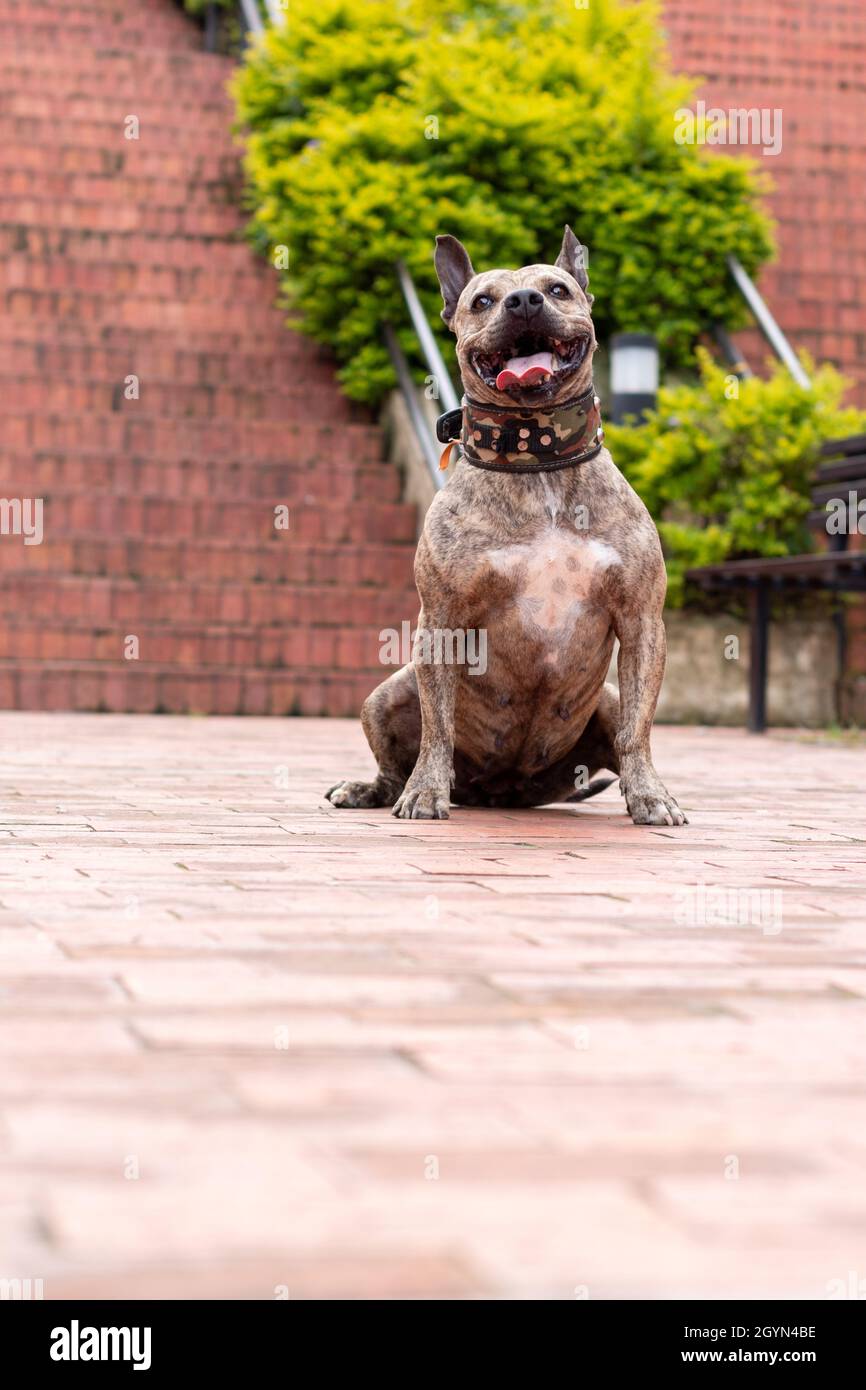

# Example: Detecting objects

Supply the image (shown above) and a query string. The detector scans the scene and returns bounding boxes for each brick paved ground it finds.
[1,712,865,1300]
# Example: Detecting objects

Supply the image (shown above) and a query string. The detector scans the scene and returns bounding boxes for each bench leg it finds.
[204,3,218,51]
[748,581,769,733]
[833,600,847,724]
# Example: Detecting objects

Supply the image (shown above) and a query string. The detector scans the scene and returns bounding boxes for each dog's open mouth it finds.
[471,331,590,392]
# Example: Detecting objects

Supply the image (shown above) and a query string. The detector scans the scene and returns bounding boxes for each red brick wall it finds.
[0,0,417,716]
[664,0,866,401]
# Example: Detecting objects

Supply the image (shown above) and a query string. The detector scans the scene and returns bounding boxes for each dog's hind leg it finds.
[325,665,421,809]
[565,775,618,803]
[562,682,621,800]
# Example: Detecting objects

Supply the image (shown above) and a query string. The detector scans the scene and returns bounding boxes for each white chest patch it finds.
[487,531,622,641]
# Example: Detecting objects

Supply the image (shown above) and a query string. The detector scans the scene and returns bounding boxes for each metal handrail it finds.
[383,325,446,490]
[238,0,265,34]
[201,3,282,53]
[395,262,460,414]
[711,323,753,380]
[384,263,461,493]
[262,0,288,24]
[727,254,811,389]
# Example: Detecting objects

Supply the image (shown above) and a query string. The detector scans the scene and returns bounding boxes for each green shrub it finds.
[233,0,774,403]
[605,352,866,606]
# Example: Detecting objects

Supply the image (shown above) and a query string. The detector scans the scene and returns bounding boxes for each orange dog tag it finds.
[439,441,456,470]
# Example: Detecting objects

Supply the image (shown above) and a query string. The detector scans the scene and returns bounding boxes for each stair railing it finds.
[261,0,288,24]
[383,263,460,493]
[200,2,284,44]
[722,254,811,389]
[237,0,264,35]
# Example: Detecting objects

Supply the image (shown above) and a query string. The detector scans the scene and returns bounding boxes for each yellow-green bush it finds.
[606,352,866,605]
[233,0,774,402]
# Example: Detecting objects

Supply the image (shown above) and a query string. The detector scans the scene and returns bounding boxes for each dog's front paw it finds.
[326,780,388,809]
[392,784,450,820]
[623,783,687,827]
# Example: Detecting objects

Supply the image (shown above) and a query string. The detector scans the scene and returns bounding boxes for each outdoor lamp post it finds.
[609,332,659,423]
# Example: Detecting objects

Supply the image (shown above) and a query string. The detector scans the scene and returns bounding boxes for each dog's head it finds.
[435,227,596,409]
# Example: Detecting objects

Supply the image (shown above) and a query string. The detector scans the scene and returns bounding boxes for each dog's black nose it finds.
[504,289,544,318]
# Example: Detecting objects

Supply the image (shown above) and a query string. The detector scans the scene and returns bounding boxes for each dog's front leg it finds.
[392,606,456,821]
[614,609,687,827]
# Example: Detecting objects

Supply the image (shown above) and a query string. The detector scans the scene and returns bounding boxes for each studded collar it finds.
[436,384,604,474]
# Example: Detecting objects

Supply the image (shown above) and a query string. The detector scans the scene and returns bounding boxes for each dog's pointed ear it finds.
[435,234,475,328]
[555,225,591,299]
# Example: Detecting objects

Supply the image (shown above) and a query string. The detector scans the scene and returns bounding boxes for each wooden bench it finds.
[686,434,866,731]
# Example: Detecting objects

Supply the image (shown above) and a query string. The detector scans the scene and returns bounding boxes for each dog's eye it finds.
[472,293,494,311]
[549,284,571,299]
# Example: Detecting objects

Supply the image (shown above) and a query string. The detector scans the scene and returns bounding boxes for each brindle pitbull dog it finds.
[327,227,686,826]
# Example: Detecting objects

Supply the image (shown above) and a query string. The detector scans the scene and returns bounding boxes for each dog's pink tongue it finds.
[496,351,555,390]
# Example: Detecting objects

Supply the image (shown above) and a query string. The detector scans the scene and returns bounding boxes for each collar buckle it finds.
[435,407,463,444]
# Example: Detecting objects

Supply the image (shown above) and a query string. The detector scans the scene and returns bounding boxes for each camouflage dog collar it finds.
[436,385,604,474]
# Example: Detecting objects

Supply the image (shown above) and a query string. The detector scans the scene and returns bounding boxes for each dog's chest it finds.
[485,526,621,642]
